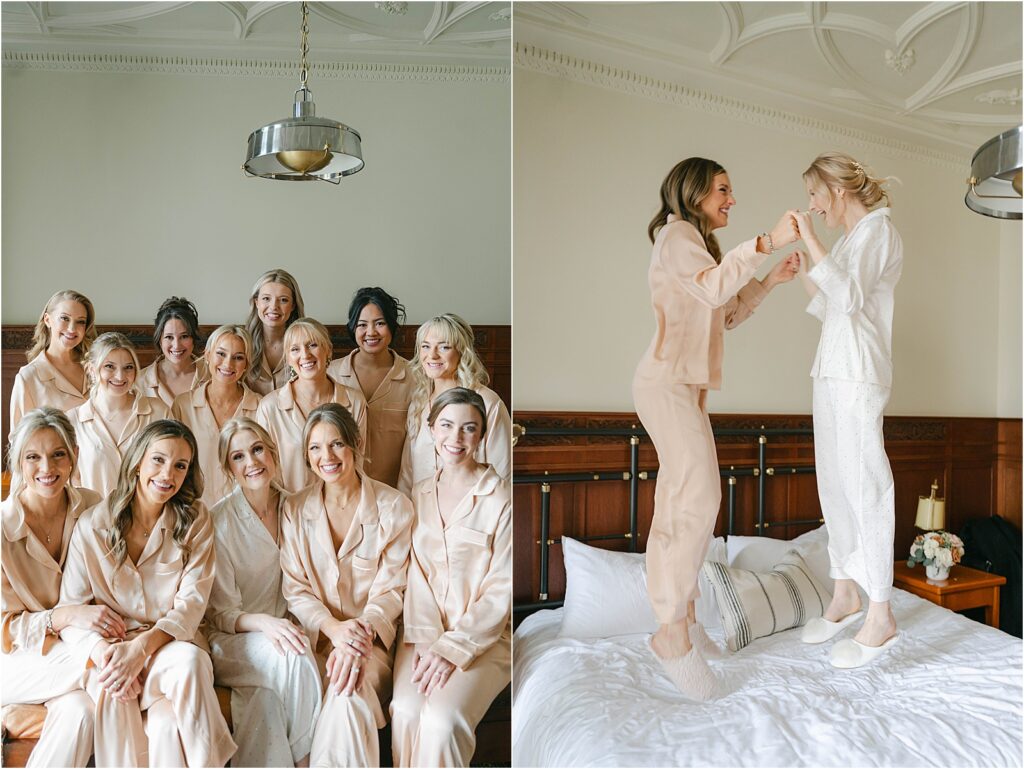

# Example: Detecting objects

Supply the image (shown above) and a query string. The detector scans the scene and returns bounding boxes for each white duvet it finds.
[512,591,1022,768]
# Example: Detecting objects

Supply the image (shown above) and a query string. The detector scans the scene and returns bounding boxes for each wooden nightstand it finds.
[893,561,1007,627]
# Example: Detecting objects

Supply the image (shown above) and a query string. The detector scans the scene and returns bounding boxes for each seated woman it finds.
[58,420,236,768]
[10,290,96,440]
[280,403,414,767]
[172,324,260,507]
[1,407,114,768]
[138,296,207,408]
[398,314,510,495]
[206,417,322,768]
[327,287,412,488]
[256,318,367,493]
[245,269,305,396]
[69,332,170,496]
[390,388,511,768]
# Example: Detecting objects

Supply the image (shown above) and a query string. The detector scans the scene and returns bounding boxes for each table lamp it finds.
[915,480,946,531]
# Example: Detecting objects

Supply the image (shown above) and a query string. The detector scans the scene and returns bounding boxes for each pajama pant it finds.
[389,633,511,768]
[633,380,721,625]
[813,376,895,603]
[1,643,94,767]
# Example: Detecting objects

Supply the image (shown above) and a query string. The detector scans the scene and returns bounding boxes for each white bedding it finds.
[512,590,1023,767]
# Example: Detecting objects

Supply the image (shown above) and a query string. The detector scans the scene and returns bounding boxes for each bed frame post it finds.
[539,482,551,600]
[757,432,767,537]
[727,474,737,536]
[629,435,640,552]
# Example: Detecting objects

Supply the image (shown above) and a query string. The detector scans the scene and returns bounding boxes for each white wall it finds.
[514,66,1018,417]
[1,65,510,326]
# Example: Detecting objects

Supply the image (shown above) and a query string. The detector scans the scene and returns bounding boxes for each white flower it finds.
[923,538,938,558]
[936,549,953,568]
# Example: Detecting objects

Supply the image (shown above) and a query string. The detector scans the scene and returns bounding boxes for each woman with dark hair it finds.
[793,152,902,668]
[280,403,414,767]
[390,388,511,768]
[244,269,306,396]
[2,407,110,767]
[139,296,207,408]
[328,287,412,488]
[632,157,800,699]
[58,419,236,767]
[10,290,96,438]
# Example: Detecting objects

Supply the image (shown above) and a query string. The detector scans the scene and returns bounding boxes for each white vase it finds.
[926,562,950,581]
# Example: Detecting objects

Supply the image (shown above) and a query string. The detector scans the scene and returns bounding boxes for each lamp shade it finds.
[965,125,1022,219]
[915,494,946,531]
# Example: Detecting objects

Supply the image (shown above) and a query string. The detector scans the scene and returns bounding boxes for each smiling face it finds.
[226,429,276,492]
[355,303,392,355]
[419,330,461,382]
[697,172,735,230]
[97,348,137,397]
[430,403,483,467]
[806,179,843,229]
[306,421,357,485]
[160,317,194,366]
[20,427,73,501]
[288,333,328,381]
[135,437,192,509]
[257,282,294,329]
[207,334,248,385]
[44,300,89,354]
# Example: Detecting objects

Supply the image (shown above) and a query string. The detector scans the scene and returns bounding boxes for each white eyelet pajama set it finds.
[632,215,768,625]
[806,207,903,603]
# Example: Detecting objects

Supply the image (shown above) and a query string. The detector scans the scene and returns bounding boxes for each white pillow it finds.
[727,525,834,592]
[558,535,726,639]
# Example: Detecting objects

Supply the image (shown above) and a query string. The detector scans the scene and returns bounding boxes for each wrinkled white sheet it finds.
[513,590,1022,767]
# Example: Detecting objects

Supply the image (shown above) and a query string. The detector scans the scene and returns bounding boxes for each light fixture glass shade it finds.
[965,125,1022,219]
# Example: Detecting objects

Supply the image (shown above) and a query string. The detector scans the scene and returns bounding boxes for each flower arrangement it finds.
[907,530,965,571]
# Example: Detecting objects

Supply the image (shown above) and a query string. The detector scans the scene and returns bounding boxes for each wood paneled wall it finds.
[1,324,510,445]
[512,411,1023,606]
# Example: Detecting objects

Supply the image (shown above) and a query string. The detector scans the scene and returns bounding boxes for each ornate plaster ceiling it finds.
[514,1,1022,156]
[1,2,511,66]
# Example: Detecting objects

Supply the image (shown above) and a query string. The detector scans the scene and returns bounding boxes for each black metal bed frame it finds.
[514,424,821,615]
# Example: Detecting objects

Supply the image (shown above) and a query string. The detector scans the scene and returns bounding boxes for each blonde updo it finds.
[803,152,896,210]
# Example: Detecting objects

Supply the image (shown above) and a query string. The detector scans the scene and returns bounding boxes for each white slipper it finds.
[689,622,724,659]
[800,611,864,644]
[648,636,717,701]
[830,633,900,669]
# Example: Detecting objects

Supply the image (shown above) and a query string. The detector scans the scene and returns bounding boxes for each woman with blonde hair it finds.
[328,287,413,488]
[280,403,414,767]
[138,296,208,408]
[245,268,306,396]
[792,152,903,668]
[172,324,260,507]
[256,318,367,493]
[633,157,800,699]
[2,407,116,767]
[391,388,511,768]
[206,417,321,768]
[69,332,170,496]
[398,314,510,495]
[10,290,96,438]
[58,419,236,767]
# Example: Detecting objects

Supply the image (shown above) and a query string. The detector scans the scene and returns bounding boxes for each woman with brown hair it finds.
[138,296,207,408]
[244,268,306,396]
[10,290,96,438]
[632,157,800,699]
[792,152,903,668]
[58,419,236,767]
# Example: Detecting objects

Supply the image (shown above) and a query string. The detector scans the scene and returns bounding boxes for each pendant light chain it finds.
[299,1,310,89]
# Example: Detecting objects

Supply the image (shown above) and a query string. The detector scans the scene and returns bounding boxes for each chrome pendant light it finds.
[243,2,363,183]
[964,125,1021,220]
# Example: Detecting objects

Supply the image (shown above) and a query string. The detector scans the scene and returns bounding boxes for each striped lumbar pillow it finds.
[700,550,832,652]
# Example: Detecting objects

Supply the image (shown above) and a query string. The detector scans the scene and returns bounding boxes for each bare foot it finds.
[651,621,691,659]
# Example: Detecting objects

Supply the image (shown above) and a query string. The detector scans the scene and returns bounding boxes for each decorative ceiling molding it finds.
[2,50,509,83]
[514,42,965,170]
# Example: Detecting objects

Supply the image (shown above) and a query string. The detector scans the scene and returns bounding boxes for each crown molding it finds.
[514,42,967,170]
[1,50,510,83]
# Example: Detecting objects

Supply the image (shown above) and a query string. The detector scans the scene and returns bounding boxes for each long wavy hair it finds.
[27,290,97,363]
[244,269,305,389]
[647,158,726,262]
[85,332,141,397]
[407,313,489,434]
[7,407,79,498]
[107,420,202,570]
[803,151,895,212]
